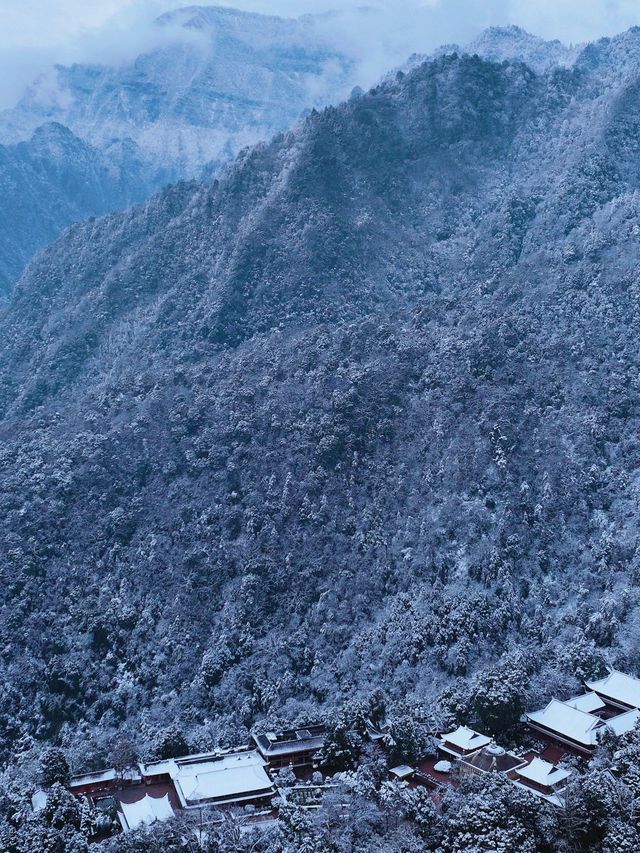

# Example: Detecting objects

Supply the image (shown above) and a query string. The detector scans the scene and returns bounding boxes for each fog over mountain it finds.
[0,6,356,173]
[0,6,588,300]
[3,17,640,847]
[4,7,640,851]
[0,5,357,297]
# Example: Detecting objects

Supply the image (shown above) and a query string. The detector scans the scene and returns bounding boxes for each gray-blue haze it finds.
[0,8,583,298]
[1,14,640,853]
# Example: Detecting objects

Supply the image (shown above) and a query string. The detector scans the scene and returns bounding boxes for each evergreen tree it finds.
[39,748,70,787]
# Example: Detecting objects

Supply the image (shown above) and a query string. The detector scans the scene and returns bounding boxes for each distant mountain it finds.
[0,123,150,295]
[3,28,640,772]
[401,24,580,76]
[0,5,357,296]
[0,5,355,181]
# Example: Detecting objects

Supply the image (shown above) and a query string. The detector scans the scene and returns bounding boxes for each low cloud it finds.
[237,0,640,46]
[1,0,639,110]
[0,1,205,110]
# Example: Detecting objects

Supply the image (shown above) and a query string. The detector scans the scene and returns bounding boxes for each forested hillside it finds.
[3,26,640,851]
[0,123,151,296]
[0,4,355,297]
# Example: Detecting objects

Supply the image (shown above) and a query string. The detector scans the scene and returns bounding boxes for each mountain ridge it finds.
[0,121,151,297]
[1,40,639,772]
[0,12,599,300]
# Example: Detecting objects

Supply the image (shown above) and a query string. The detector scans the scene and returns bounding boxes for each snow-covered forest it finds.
[2,5,640,851]
[0,4,356,296]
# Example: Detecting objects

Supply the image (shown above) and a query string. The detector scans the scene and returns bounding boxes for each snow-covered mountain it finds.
[0,15,590,188]
[465,25,579,71]
[401,24,580,77]
[0,123,151,295]
[6,31,640,815]
[0,5,362,297]
[0,11,594,298]
[0,5,355,182]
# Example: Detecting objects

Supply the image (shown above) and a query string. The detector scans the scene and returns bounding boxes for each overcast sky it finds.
[1,0,639,109]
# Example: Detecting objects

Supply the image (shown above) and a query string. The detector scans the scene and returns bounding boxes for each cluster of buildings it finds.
[524,671,640,755]
[392,724,573,806]
[56,727,327,837]
[389,669,640,807]
[35,669,640,839]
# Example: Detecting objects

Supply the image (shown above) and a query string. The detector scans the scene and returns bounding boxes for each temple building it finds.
[524,699,604,755]
[438,726,492,758]
[525,676,640,756]
[252,726,326,770]
[140,749,276,810]
[586,670,640,711]
[511,757,571,805]
[459,743,526,777]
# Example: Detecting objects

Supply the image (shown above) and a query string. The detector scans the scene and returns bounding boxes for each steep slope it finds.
[402,24,580,77]
[2,35,640,760]
[0,123,150,297]
[0,14,585,299]
[0,5,355,181]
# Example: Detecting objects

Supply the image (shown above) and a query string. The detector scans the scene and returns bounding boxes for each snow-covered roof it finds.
[69,768,116,788]
[70,766,140,788]
[139,759,178,778]
[366,719,390,741]
[31,790,47,812]
[140,748,252,779]
[586,671,640,709]
[442,725,492,752]
[516,757,571,789]
[605,708,640,737]
[253,726,326,757]
[389,765,414,779]
[120,794,174,832]
[172,750,274,807]
[463,745,525,774]
[526,700,603,747]
[510,780,566,807]
[565,692,606,714]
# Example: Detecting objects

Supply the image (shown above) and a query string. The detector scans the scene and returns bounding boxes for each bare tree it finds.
[108,735,139,783]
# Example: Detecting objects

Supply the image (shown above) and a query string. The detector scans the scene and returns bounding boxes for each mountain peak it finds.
[21,121,89,159]
[480,24,532,39]
[155,4,288,29]
[400,24,577,77]
[466,25,575,71]
[29,120,76,141]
